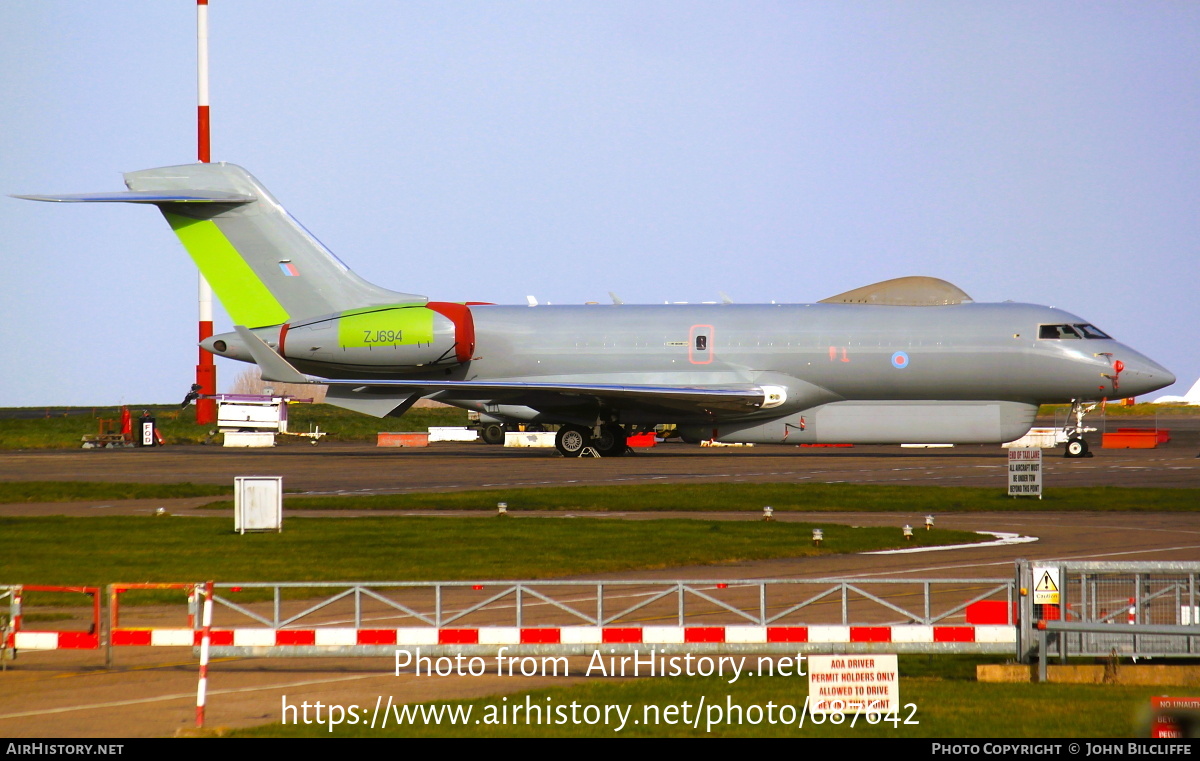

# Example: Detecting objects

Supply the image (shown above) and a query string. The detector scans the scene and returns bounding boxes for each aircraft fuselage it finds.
[216,299,1171,444]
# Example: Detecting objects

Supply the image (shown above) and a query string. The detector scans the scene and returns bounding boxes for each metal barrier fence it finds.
[1018,561,1200,661]
[6,563,1197,662]
[194,578,1017,628]
[107,577,1018,657]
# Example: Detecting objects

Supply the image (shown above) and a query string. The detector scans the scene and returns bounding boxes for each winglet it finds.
[233,326,311,384]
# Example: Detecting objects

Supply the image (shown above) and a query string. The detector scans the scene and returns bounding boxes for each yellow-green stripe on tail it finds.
[165,212,289,328]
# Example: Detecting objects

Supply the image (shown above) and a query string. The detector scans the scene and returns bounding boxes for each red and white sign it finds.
[1151,696,1200,738]
[808,654,899,714]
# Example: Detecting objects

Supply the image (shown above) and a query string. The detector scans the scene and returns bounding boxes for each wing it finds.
[233,326,782,418]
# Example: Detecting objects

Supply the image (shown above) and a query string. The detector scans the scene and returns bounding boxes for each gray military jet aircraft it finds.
[19,163,1175,458]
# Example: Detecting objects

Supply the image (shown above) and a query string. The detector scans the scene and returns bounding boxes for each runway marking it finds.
[866,531,1038,555]
[0,673,381,721]
[820,543,1200,580]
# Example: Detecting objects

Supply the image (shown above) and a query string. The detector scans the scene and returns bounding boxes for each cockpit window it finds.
[1038,324,1112,340]
[1039,324,1081,339]
[1074,324,1111,339]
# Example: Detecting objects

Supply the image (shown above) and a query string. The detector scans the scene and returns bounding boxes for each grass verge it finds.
[0,481,230,503]
[201,482,1200,513]
[0,404,469,449]
[0,516,980,589]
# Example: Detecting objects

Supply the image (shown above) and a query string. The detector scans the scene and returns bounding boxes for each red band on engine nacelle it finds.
[426,302,476,363]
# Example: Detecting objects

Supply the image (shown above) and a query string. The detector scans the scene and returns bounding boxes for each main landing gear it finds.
[555,423,628,457]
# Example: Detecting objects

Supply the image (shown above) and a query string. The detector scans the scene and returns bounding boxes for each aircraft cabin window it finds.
[696,335,707,351]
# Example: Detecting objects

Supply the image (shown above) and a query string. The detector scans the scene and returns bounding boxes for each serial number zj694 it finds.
[362,329,403,344]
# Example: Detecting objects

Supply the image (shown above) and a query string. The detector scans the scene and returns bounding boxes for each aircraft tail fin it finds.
[19,163,425,327]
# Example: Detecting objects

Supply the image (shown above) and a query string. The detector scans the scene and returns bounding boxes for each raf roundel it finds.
[891,351,910,369]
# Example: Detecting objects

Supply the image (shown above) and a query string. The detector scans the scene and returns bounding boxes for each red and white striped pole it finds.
[194,0,217,426]
[196,580,214,728]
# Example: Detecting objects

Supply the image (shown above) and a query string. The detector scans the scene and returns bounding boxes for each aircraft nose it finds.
[1115,352,1175,398]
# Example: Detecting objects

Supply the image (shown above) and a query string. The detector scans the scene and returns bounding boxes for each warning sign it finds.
[1007,447,1042,498]
[807,654,898,714]
[1151,696,1200,738]
[1033,566,1060,605]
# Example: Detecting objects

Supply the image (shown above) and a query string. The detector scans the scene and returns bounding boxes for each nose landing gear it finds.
[1063,400,1097,458]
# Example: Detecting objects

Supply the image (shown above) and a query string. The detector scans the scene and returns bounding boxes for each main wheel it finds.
[555,425,590,457]
[481,423,505,445]
[1064,437,1089,458]
[592,424,628,457]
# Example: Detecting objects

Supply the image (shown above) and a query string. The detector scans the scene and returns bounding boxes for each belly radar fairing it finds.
[17,163,1175,458]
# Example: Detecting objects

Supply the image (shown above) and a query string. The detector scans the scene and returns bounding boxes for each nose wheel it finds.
[1064,437,1092,458]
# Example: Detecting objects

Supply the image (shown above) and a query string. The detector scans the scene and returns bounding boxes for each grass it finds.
[0,403,469,449]
[1039,402,1200,418]
[201,482,1200,513]
[0,516,982,591]
[1,401,1192,450]
[0,481,230,503]
[233,656,1171,737]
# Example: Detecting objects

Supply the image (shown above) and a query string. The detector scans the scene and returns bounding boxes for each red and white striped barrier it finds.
[5,585,101,651]
[12,631,100,650]
[108,624,1016,648]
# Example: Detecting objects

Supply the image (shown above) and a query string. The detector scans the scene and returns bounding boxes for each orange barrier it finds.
[1116,427,1170,444]
[1102,431,1158,449]
[377,432,429,447]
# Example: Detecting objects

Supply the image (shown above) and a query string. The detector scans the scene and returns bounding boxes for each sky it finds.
[3,2,1198,407]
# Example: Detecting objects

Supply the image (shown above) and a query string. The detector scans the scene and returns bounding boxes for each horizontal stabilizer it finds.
[13,191,254,204]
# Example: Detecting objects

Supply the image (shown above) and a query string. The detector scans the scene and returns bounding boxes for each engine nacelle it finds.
[278,302,475,369]
[205,302,476,370]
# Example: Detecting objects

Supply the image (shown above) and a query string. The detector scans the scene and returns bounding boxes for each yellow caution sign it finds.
[1033,567,1060,605]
